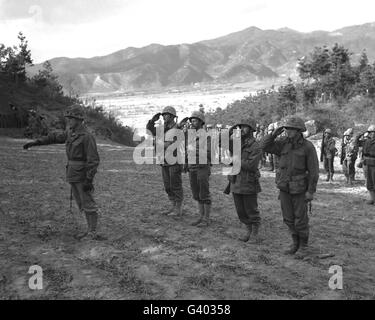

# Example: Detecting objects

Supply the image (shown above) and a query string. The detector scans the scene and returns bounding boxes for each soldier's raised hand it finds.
[272,126,284,137]
[151,113,161,122]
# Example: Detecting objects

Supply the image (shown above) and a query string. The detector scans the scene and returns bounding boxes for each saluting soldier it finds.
[146,106,184,217]
[23,104,101,240]
[261,116,319,258]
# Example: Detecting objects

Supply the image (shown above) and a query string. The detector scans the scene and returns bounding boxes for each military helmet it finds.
[64,104,84,120]
[189,111,205,124]
[324,128,332,134]
[162,106,177,117]
[367,124,375,132]
[343,128,353,136]
[233,118,257,131]
[282,116,306,132]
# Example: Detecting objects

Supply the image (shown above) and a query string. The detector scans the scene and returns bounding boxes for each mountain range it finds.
[28,22,375,94]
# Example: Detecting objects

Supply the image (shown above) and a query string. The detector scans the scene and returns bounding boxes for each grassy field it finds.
[0,136,374,299]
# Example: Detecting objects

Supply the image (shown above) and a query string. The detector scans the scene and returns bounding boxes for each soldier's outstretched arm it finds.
[23,131,67,149]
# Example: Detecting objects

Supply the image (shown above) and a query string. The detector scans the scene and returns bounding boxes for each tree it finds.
[277,78,298,116]
[32,61,63,98]
[1,32,33,84]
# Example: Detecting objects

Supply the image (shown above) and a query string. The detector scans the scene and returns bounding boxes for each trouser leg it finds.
[242,194,261,226]
[292,193,309,239]
[169,165,183,204]
[233,193,251,226]
[279,191,297,236]
[161,166,173,201]
[71,183,83,211]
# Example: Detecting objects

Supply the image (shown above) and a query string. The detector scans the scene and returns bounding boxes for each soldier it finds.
[267,123,275,171]
[341,128,358,185]
[23,104,101,240]
[255,124,266,168]
[226,119,262,243]
[320,128,337,182]
[146,106,184,216]
[354,125,375,205]
[183,111,212,227]
[261,116,319,258]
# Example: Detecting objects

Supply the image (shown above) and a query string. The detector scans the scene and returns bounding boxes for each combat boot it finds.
[295,235,309,259]
[239,224,252,242]
[174,201,183,218]
[203,203,211,226]
[163,200,176,215]
[75,212,91,240]
[249,224,261,244]
[366,191,375,205]
[283,234,300,255]
[191,203,205,226]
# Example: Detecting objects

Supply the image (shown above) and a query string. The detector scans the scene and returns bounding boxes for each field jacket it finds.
[36,124,100,183]
[262,133,319,194]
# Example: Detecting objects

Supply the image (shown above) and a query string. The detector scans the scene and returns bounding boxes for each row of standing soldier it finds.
[147,109,319,258]
[22,104,375,259]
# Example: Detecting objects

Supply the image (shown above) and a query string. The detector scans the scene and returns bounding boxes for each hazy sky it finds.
[1,0,375,63]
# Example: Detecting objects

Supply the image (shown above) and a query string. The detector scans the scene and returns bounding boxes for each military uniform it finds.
[341,129,358,184]
[262,116,319,255]
[355,125,375,204]
[226,119,262,242]
[146,106,183,214]
[320,129,337,181]
[186,111,212,226]
[23,105,101,239]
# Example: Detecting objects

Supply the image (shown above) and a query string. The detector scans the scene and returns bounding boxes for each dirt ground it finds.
[0,136,374,300]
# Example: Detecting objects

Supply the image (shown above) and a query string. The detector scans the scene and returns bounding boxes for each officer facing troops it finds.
[146,106,184,216]
[355,125,375,205]
[23,104,101,240]
[320,128,337,182]
[226,119,262,243]
[261,116,319,258]
[183,111,212,227]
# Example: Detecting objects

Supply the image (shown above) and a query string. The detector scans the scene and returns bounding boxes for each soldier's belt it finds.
[67,160,86,166]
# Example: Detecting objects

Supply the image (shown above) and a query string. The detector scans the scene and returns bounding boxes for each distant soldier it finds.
[261,116,319,258]
[226,119,262,243]
[146,106,184,216]
[183,111,212,227]
[341,128,358,185]
[320,128,337,182]
[267,123,275,171]
[354,125,375,205]
[255,124,266,168]
[23,104,101,240]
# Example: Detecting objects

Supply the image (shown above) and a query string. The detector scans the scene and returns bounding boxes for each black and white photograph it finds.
[0,0,374,303]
